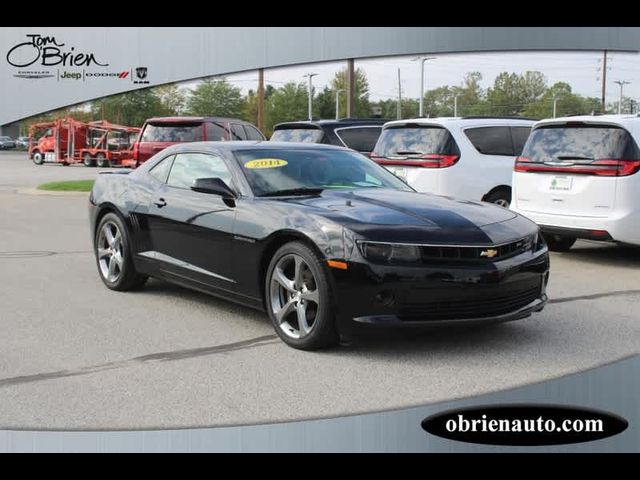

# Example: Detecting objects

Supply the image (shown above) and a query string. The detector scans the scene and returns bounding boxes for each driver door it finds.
[146,152,238,291]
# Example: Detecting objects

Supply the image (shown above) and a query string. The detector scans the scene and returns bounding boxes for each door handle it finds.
[154,198,167,208]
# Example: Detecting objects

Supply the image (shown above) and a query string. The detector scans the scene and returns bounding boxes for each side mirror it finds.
[191,177,236,199]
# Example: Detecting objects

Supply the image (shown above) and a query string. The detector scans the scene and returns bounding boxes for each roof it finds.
[164,140,350,154]
[534,114,640,128]
[145,116,252,124]
[274,118,389,129]
[382,117,536,128]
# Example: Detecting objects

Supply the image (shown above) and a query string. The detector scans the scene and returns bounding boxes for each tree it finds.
[90,89,164,127]
[242,89,259,126]
[314,86,337,119]
[523,82,600,119]
[155,83,186,116]
[264,82,309,136]
[185,78,244,117]
[331,67,371,117]
[486,71,547,115]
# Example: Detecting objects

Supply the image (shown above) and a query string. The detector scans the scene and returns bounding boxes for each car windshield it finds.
[270,128,324,143]
[235,148,412,197]
[372,125,457,158]
[522,125,640,162]
[0,137,11,141]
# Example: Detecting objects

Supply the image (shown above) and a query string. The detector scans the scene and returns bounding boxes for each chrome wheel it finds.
[493,198,510,208]
[97,221,124,283]
[269,253,320,339]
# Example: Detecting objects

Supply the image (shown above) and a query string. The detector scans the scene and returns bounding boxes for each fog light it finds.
[375,290,395,306]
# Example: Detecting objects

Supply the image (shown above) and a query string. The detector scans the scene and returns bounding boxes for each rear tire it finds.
[95,212,148,291]
[265,242,338,350]
[484,188,511,208]
[96,153,110,168]
[543,234,576,252]
[83,152,95,167]
[32,150,44,165]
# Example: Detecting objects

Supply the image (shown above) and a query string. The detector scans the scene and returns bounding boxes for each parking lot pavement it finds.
[0,151,638,429]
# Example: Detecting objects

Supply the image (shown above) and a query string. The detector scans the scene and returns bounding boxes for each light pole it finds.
[414,56,435,117]
[453,94,460,117]
[335,89,345,120]
[614,80,631,114]
[552,95,559,118]
[304,73,318,120]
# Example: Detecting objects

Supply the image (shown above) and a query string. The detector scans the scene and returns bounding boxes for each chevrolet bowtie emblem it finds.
[480,249,498,258]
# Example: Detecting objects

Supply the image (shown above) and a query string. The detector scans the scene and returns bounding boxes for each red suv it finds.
[133,116,265,165]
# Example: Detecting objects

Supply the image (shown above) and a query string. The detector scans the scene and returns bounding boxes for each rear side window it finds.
[231,124,246,140]
[244,125,264,141]
[335,127,382,152]
[205,122,227,141]
[372,126,459,158]
[522,125,640,162]
[148,155,174,183]
[270,128,324,143]
[464,126,515,156]
[511,127,532,155]
[141,123,203,142]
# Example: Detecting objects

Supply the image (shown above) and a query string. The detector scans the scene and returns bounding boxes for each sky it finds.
[181,50,640,106]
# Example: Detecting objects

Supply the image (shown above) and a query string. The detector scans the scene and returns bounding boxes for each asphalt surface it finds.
[0,151,639,430]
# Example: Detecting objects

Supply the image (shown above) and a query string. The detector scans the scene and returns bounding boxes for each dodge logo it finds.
[135,67,147,79]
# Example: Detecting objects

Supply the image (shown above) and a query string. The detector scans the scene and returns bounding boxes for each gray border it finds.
[1,355,637,452]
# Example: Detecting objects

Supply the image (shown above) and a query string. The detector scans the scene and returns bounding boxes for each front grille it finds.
[398,284,541,321]
[420,236,533,264]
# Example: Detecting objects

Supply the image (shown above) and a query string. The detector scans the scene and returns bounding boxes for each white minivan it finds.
[511,115,640,251]
[371,117,535,207]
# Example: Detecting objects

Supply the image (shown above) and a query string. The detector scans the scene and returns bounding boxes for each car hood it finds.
[276,188,533,245]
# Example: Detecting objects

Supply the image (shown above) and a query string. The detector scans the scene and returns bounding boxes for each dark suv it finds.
[133,116,265,165]
[270,119,388,154]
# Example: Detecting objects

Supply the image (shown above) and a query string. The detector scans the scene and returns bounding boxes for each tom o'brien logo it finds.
[7,34,108,78]
[6,33,148,83]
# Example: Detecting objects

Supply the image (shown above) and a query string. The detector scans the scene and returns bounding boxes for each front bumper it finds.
[331,249,549,329]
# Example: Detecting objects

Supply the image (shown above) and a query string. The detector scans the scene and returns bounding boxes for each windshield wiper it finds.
[555,155,594,161]
[393,150,424,156]
[260,188,324,197]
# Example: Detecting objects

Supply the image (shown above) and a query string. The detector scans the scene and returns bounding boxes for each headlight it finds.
[360,242,421,264]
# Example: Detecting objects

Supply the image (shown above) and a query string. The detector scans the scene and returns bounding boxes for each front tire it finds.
[543,234,576,252]
[265,242,338,350]
[32,150,44,165]
[95,212,147,291]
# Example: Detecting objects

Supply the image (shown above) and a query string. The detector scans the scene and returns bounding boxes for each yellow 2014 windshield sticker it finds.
[244,158,288,169]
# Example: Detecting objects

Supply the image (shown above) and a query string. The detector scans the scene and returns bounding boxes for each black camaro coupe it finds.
[89,142,549,350]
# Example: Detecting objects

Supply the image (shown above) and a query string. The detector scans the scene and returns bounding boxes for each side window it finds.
[231,124,246,140]
[511,126,532,155]
[205,122,227,141]
[167,153,233,189]
[244,125,265,141]
[336,127,382,152]
[148,155,174,183]
[464,126,514,156]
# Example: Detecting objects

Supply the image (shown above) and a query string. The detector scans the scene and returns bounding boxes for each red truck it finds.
[29,118,140,167]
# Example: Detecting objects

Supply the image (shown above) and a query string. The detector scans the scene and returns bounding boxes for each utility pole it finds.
[257,68,265,133]
[335,89,345,120]
[415,56,435,117]
[601,50,608,113]
[346,59,355,118]
[453,94,460,117]
[614,80,631,114]
[552,95,559,118]
[397,68,402,120]
[303,73,318,121]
